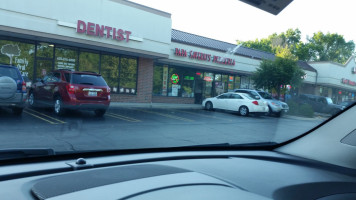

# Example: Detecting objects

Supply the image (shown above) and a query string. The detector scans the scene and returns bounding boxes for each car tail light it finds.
[66,84,76,94]
[22,81,26,93]
[252,101,259,105]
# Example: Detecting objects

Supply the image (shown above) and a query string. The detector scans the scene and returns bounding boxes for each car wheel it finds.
[94,109,106,117]
[239,106,249,116]
[28,92,36,107]
[54,96,65,116]
[205,101,214,111]
[12,107,23,116]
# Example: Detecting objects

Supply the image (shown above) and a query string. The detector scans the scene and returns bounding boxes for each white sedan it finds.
[202,92,269,116]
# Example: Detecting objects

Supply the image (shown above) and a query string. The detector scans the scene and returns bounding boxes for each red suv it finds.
[28,70,110,116]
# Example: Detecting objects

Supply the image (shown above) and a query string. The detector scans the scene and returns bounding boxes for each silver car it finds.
[234,89,289,117]
[0,65,27,115]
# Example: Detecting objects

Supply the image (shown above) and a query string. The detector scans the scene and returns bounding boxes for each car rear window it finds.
[0,67,20,80]
[70,73,107,86]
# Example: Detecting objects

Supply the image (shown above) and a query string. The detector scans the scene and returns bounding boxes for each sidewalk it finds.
[284,112,330,121]
[109,102,203,109]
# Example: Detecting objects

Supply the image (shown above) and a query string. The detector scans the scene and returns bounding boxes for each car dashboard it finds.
[1,150,356,200]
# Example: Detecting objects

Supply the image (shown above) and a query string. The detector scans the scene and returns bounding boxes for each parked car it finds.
[202,92,268,116]
[0,64,27,115]
[338,100,356,109]
[296,94,344,115]
[28,70,111,116]
[234,89,289,117]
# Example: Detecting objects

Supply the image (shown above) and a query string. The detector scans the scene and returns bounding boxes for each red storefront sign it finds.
[174,48,235,66]
[341,78,356,86]
[76,20,132,42]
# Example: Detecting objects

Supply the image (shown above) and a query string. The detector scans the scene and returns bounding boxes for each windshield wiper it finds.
[0,148,55,160]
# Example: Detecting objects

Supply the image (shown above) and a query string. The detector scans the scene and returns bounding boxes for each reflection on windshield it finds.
[0,0,355,158]
[258,92,272,99]
[326,98,333,104]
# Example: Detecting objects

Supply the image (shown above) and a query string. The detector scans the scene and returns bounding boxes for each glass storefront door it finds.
[36,59,53,80]
[203,72,214,99]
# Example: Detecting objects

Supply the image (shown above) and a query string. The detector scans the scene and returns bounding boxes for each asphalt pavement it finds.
[0,103,327,152]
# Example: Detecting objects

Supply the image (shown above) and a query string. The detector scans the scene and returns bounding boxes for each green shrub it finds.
[286,100,314,118]
[298,104,314,118]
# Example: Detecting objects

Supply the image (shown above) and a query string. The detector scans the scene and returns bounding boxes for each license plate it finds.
[88,91,97,96]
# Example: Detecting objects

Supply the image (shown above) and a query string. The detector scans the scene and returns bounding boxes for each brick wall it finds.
[111,57,153,103]
[152,96,195,104]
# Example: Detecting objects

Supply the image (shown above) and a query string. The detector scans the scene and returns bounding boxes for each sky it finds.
[129,0,356,45]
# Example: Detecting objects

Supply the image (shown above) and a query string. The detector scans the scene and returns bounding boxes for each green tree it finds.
[237,29,355,64]
[308,32,355,63]
[252,53,304,100]
[237,28,302,54]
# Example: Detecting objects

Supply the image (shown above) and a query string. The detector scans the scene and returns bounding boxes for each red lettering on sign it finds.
[95,24,104,37]
[113,28,116,39]
[105,26,112,38]
[76,20,132,43]
[76,20,86,33]
[87,22,95,36]
[181,49,187,57]
[175,48,181,56]
[125,31,131,42]
[117,29,124,41]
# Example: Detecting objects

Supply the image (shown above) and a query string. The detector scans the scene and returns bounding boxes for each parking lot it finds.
[0,105,326,152]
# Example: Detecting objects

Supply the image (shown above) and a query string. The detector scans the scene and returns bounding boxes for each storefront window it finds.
[222,75,228,93]
[55,46,77,70]
[215,74,221,81]
[234,76,241,89]
[241,76,249,89]
[228,76,234,92]
[168,67,183,97]
[36,60,53,79]
[119,57,137,94]
[204,72,214,98]
[0,39,35,81]
[79,51,99,73]
[181,69,195,98]
[153,65,163,96]
[101,54,119,93]
[36,42,54,58]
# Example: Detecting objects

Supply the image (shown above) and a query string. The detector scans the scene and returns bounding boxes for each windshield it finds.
[0,0,355,160]
[0,67,20,80]
[326,97,333,104]
[71,74,107,86]
[258,92,272,99]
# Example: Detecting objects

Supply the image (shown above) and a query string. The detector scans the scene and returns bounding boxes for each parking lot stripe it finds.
[23,110,61,125]
[26,108,66,124]
[132,109,194,122]
[105,113,141,122]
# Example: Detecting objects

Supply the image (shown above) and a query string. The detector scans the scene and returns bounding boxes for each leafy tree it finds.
[237,28,302,54]
[307,32,355,63]
[237,29,355,64]
[252,51,304,100]
[237,38,273,53]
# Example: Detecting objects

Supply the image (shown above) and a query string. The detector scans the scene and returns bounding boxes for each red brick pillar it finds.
[136,57,154,103]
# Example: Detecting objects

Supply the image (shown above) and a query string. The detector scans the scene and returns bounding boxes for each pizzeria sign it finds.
[174,48,235,66]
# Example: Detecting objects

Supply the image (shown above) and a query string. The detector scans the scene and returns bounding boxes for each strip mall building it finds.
[0,0,355,104]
